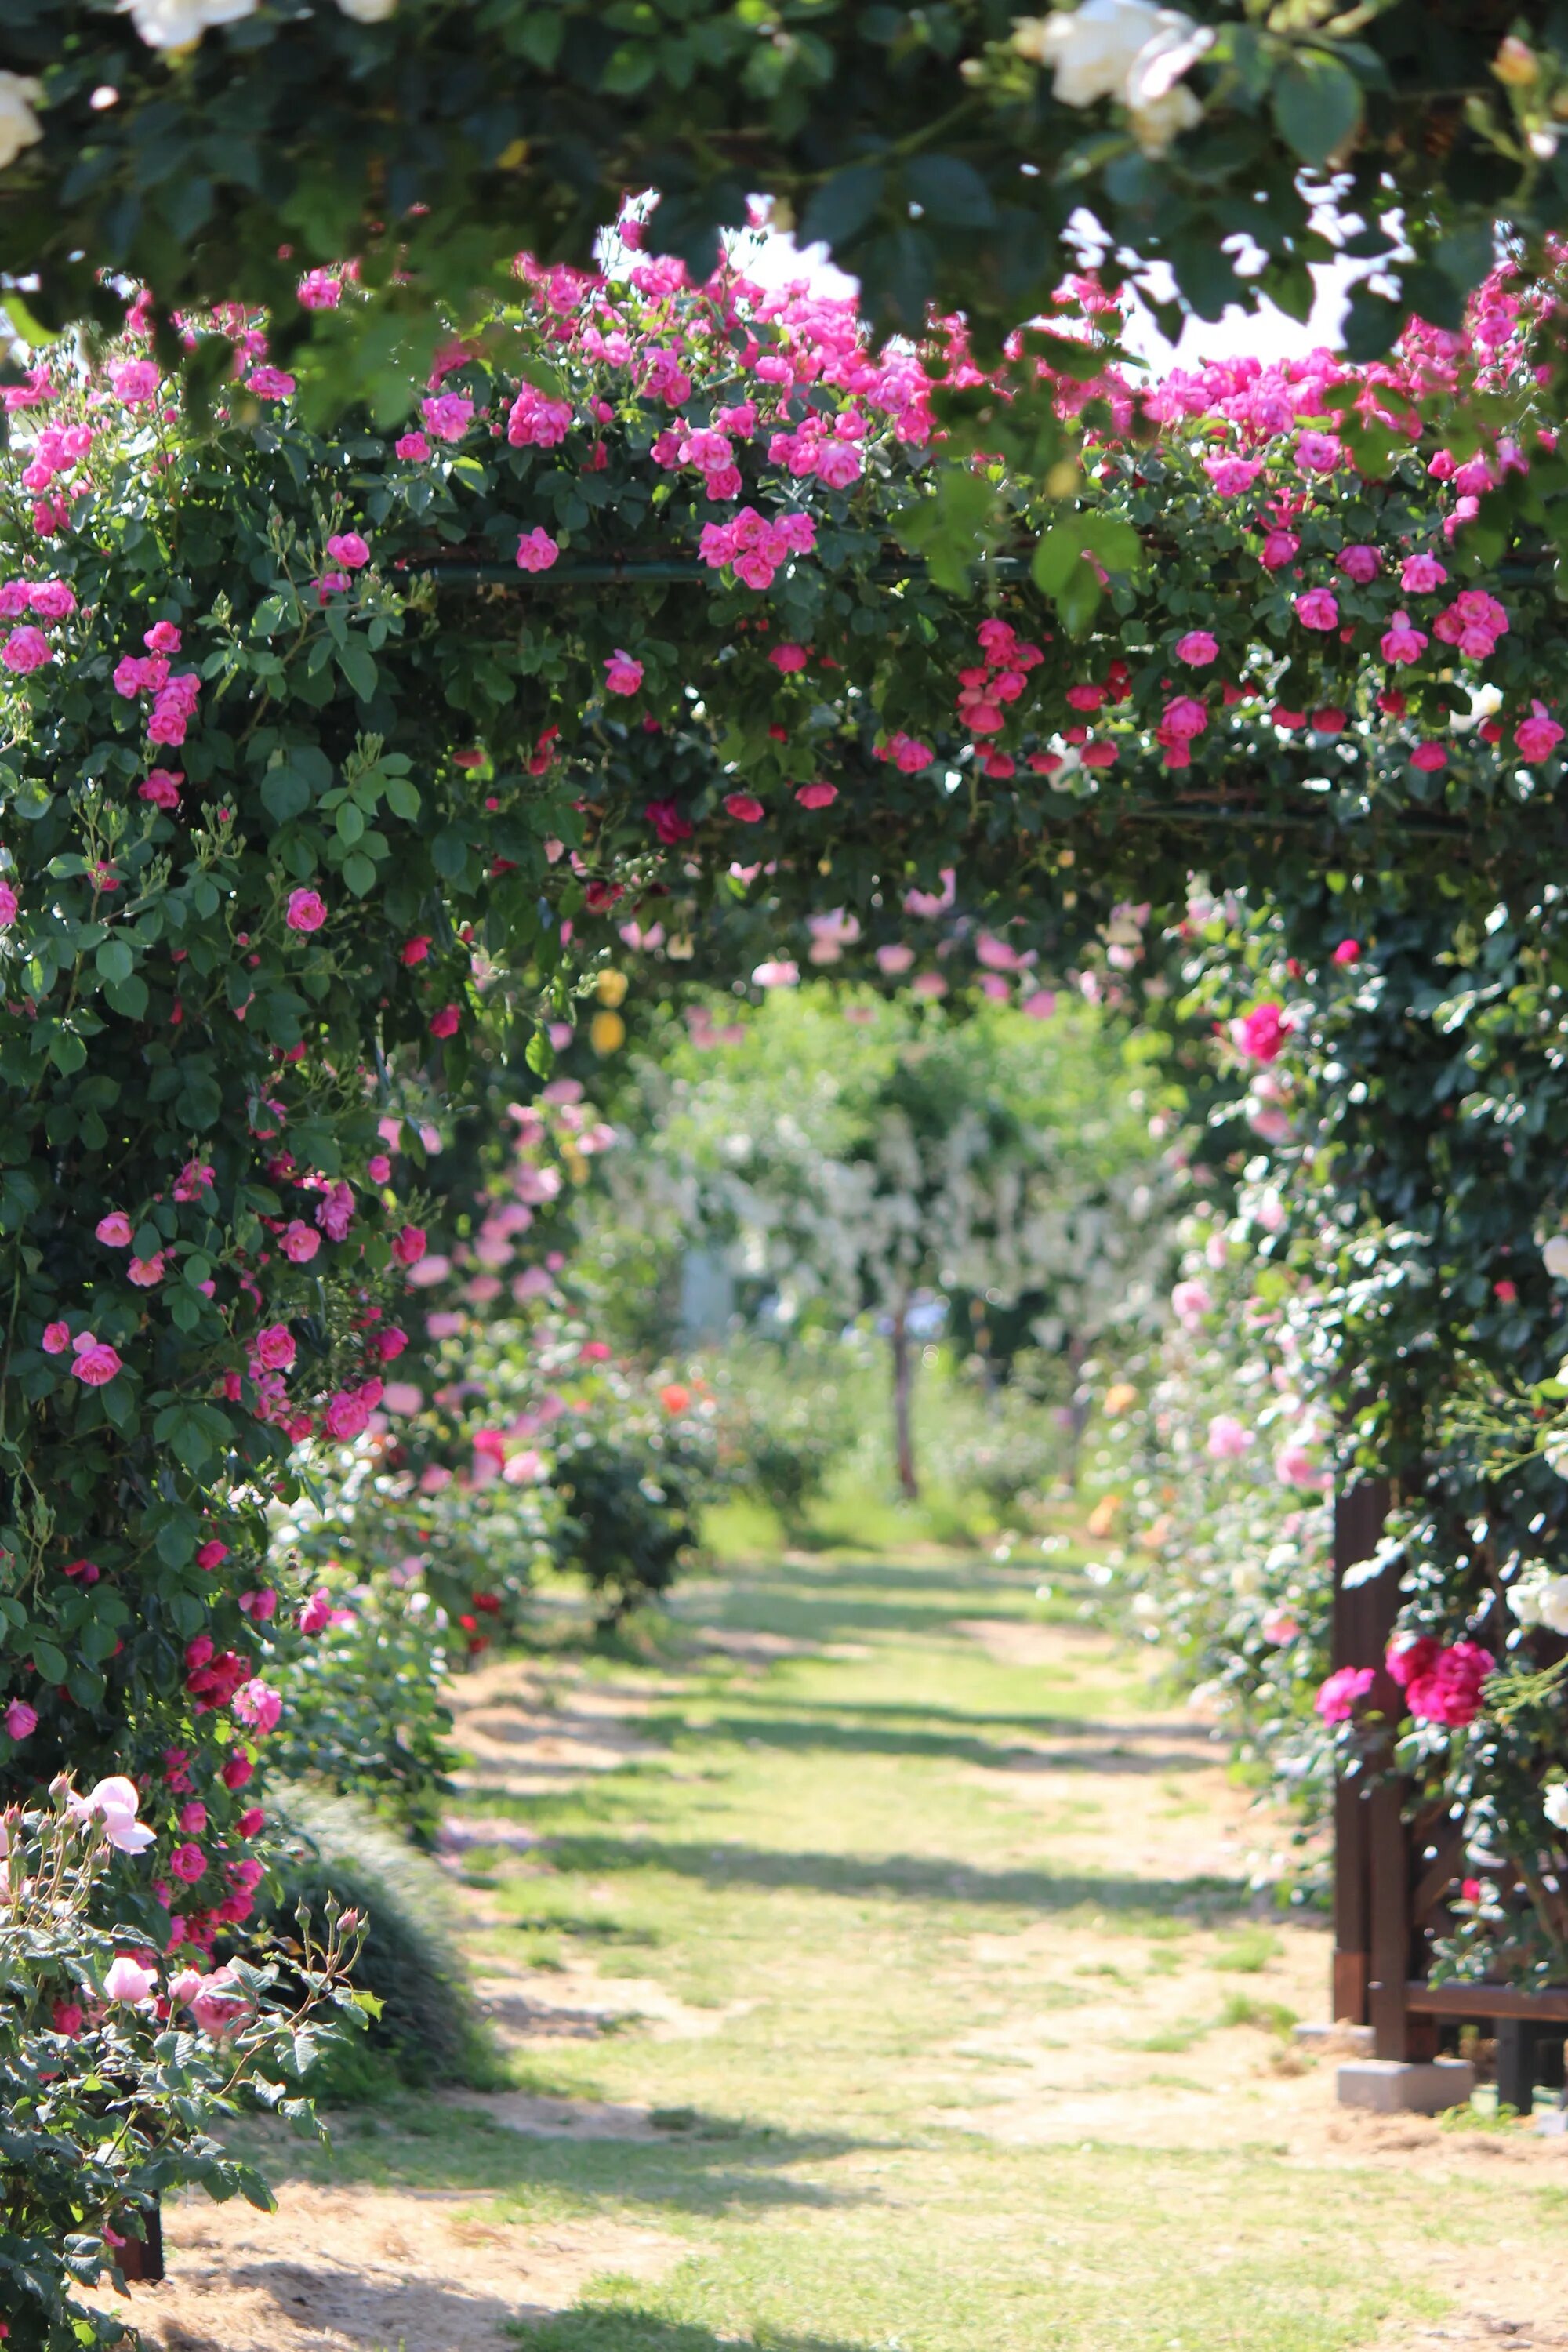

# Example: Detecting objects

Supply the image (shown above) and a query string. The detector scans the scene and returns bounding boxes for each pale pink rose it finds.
[280,1221,320,1262]
[1171,1279,1212,1329]
[230,1678,281,1733]
[126,1254,164,1287]
[103,1954,158,2004]
[96,1212,133,1246]
[1206,1414,1254,1461]
[1276,1440,1327,1489]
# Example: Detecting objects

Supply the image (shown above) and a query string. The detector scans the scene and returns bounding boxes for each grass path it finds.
[112,1545,1568,2351]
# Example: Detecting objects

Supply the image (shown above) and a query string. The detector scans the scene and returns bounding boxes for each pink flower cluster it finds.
[1431,588,1509,661]
[698,506,815,589]
[113,626,201,746]
[506,384,573,448]
[1387,1634,1493,1729]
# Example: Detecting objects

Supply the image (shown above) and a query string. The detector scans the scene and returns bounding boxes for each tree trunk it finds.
[891,1308,918,1499]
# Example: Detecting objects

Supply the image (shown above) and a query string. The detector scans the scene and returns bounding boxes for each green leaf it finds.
[799,164,886,252]
[336,638,377,702]
[1031,518,1089,597]
[262,765,312,824]
[905,154,996,229]
[105,975,149,1021]
[96,938,133,987]
[31,1639,67,1683]
[384,775,421,821]
[1272,49,1363,166]
[335,800,365,847]
[340,851,376,896]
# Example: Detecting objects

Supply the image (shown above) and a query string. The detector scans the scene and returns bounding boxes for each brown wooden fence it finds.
[1332,1480,1568,2112]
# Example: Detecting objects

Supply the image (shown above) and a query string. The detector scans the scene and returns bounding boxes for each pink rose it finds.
[143,619,181,653]
[1316,1666,1375,1725]
[724,793,764,822]
[127,1254,164,1287]
[1295,430,1341,474]
[1237,1003,1289,1062]
[285,887,327,933]
[1332,938,1360,966]
[515,528,560,573]
[1409,742,1447,772]
[41,1321,69,1355]
[139,768,182,810]
[430,1003,460,1038]
[0,880,16,928]
[1516,701,1564,762]
[103,1955,158,2004]
[1400,553,1447,593]
[230,1678,281,1733]
[1275,1439,1326,1488]
[280,1221,320,1263]
[299,1588,334,1635]
[71,1339,122,1387]
[796,781,837,808]
[394,431,431,462]
[1380,608,1428,665]
[4,1699,37,1740]
[1160,695,1208,741]
[325,532,369,568]
[1174,630,1218,666]
[390,1224,426,1267]
[768,643,809,673]
[252,1323,296,1371]
[195,1538,228,1570]
[1171,1279,1212,1328]
[96,1212,133,1247]
[1293,589,1339,631]
[421,392,474,443]
[400,935,431,965]
[2,626,50,673]
[604,649,644,695]
[1258,529,1299,570]
[324,1389,372,1442]
[1334,544,1380,583]
[1206,1414,1254,1461]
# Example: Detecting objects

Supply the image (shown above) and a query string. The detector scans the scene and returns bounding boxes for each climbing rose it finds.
[604,649,644,695]
[430,1004,460,1038]
[103,1955,158,2005]
[1236,1003,1289,1062]
[1259,529,1299,569]
[71,1338,122,1386]
[1381,609,1428,665]
[400,935,431,964]
[4,1699,36,1740]
[515,528,560,572]
[252,1323,296,1371]
[724,793,764,822]
[1174,630,1218,666]
[1275,1439,1324,1488]
[96,1212,133,1246]
[391,1224,427,1266]
[644,797,693,845]
[1206,1414,1254,1460]
[1401,553,1448,593]
[285,888,327,932]
[230,1679,281,1733]
[1316,1667,1375,1724]
[325,1389,372,1441]
[421,392,474,442]
[769,644,808,672]
[139,768,181,810]
[797,781,837,808]
[280,1220,321,1263]
[325,532,369,568]
[1332,939,1360,966]
[1295,430,1341,474]
[1160,695,1207,740]
[1294,589,1338,631]
[1335,544,1380,583]
[2,625,49,672]
[394,431,431,462]
[41,1322,68,1354]
[299,1588,334,1635]
[1170,1279,1212,1328]
[1516,701,1565,761]
[169,1842,207,1884]
[1410,742,1447,772]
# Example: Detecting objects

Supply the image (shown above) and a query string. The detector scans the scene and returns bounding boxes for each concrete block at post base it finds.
[1294,2022,1375,2056]
[1335,2057,1475,2114]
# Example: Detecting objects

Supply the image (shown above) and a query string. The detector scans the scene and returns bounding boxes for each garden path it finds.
[99,1543,1568,2352]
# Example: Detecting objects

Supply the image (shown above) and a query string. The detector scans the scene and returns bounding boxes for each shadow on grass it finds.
[536,1834,1248,1918]
[517,2316,873,2352]
[641,1708,1208,1776]
[246,2096,876,2218]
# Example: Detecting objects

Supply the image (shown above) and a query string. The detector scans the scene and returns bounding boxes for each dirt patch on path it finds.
[86,2183,683,2352]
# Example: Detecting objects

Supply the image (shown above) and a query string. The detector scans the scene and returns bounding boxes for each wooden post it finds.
[115,2198,164,2284]
[1495,2018,1537,2117]
[1331,1478,1396,2030]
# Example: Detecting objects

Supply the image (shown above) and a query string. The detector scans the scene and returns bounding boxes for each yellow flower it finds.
[590,1009,626,1055]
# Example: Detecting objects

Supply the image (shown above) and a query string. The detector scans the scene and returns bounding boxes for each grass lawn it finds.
[211,1528,1568,2352]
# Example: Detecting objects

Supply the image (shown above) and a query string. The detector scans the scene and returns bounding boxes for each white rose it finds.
[120,0,258,46]
[1538,1575,1568,1636]
[0,74,42,175]
[338,0,397,16]
[1544,1234,1568,1279]
[1546,1782,1568,1833]
[1015,0,1210,145]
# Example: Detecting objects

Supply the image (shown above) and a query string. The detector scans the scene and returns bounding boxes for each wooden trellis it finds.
[1333,1481,1568,2112]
